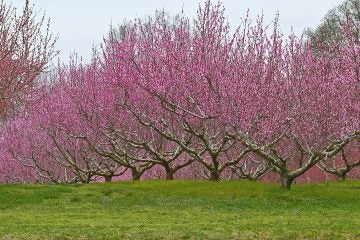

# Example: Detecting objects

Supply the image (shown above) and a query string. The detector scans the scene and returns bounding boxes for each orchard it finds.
[0,0,359,190]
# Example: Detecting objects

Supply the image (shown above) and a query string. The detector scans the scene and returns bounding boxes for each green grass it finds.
[0,180,359,239]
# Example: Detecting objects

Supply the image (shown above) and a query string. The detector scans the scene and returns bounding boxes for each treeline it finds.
[0,1,359,189]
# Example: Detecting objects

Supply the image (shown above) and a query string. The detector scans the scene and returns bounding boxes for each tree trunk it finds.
[165,171,174,180]
[164,164,174,180]
[83,174,91,184]
[210,169,220,181]
[280,173,294,190]
[131,170,141,181]
[339,174,346,181]
[104,175,112,182]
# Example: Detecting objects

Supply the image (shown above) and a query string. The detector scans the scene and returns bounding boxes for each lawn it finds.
[0,180,359,239]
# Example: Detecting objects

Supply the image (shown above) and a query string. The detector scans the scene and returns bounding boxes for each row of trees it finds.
[0,1,359,189]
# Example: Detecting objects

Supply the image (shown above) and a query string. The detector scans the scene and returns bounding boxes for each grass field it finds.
[0,180,359,239]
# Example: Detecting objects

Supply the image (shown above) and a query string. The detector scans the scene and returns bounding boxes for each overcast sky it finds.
[10,0,344,62]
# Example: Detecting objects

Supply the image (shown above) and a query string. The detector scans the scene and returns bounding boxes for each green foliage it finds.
[0,180,359,239]
[306,0,359,51]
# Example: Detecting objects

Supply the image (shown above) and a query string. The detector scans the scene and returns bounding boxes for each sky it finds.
[9,0,345,62]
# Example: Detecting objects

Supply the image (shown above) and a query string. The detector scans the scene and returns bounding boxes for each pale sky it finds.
[9,0,344,62]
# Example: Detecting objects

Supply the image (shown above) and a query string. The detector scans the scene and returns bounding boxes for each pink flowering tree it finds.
[0,0,56,182]
[315,15,360,181]
[0,0,56,120]
[58,56,156,181]
[317,141,360,181]
[1,57,126,183]
[230,15,360,189]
